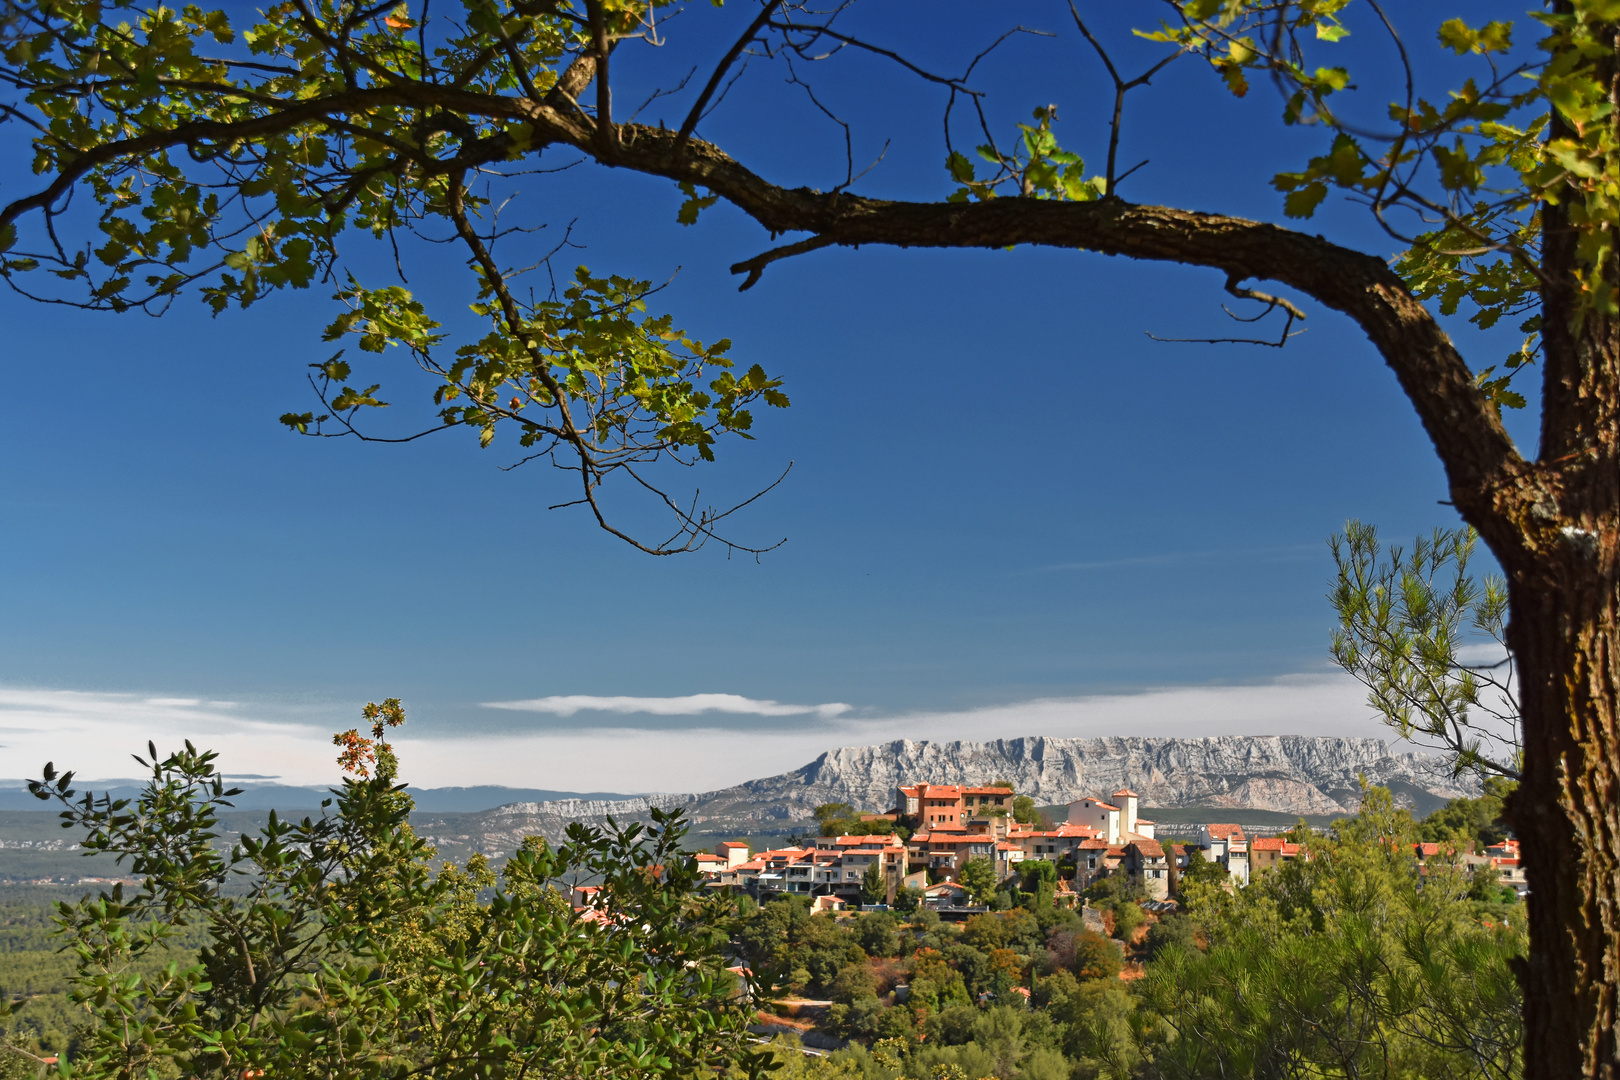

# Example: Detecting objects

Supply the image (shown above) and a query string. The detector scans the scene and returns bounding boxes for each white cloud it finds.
[0,675,1409,797]
[1454,642,1511,665]
[481,693,853,719]
[415,673,1397,792]
[0,685,330,785]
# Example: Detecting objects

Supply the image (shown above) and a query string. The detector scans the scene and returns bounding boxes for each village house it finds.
[904,828,998,882]
[1249,836,1301,877]
[1122,838,1170,900]
[1411,841,1482,886]
[1066,790,1157,844]
[1074,838,1119,884]
[814,834,910,901]
[995,839,1026,881]
[922,881,972,909]
[1197,823,1250,885]
[810,851,858,893]
[1046,789,1162,894]
[895,783,1017,836]
[1020,822,1104,864]
[1486,838,1528,897]
[1410,837,1529,898]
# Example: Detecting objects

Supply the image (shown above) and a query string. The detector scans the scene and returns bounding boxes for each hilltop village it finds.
[683,780,1528,913]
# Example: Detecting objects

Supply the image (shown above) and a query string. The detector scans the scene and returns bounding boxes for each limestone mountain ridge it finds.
[445,735,1473,856]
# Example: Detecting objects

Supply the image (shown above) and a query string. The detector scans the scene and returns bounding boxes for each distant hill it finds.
[436,735,1476,856]
[1,736,1475,869]
[0,781,636,814]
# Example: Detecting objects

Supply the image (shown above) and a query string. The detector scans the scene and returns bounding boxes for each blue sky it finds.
[0,2,1536,792]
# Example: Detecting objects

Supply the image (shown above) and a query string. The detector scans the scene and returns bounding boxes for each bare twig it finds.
[1070,3,1187,194]
[730,234,835,290]
[1146,273,1307,347]
[673,0,783,159]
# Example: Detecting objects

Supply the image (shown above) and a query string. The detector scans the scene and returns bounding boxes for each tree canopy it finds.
[3,0,1610,554]
[8,709,769,1080]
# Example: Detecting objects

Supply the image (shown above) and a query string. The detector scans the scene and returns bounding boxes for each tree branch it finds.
[0,78,1537,561]
[569,125,1523,531]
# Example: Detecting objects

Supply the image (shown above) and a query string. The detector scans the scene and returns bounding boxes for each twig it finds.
[674,0,783,159]
[1146,273,1308,347]
[729,235,835,291]
[1070,3,1187,194]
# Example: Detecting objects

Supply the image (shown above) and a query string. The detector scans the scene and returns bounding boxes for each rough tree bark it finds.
[1498,84,1620,1070]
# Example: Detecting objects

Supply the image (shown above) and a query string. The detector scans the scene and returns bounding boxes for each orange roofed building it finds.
[715,841,752,870]
[1249,836,1301,877]
[895,783,1017,836]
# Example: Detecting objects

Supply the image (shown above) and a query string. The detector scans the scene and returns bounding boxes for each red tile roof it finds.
[1129,838,1165,857]
[1023,824,1098,839]
[902,783,1017,797]
[1203,824,1246,841]
[1113,789,1139,798]
[718,841,749,850]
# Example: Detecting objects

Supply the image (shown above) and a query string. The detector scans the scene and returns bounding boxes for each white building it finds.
[1066,789,1156,843]
[1196,823,1250,885]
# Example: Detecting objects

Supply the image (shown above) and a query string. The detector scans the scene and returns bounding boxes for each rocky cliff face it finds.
[681,735,1472,826]
[444,735,1473,850]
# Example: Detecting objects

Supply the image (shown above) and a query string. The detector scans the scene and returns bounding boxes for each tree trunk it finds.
[1503,309,1620,1079]
[1510,566,1620,1080]
[1502,17,1620,1066]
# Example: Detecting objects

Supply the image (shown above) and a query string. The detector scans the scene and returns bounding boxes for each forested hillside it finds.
[1,783,1525,1078]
